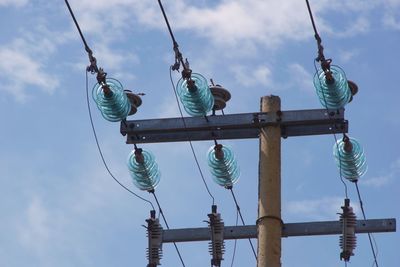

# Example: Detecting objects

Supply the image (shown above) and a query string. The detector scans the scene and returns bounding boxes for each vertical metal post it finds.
[257,96,281,267]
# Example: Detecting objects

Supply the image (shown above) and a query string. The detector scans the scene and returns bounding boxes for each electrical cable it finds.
[65,0,99,75]
[86,70,155,210]
[156,0,177,45]
[355,182,380,267]
[65,0,91,53]
[229,188,257,260]
[230,209,239,267]
[151,191,186,267]
[305,0,320,39]
[169,66,216,205]
[157,0,185,68]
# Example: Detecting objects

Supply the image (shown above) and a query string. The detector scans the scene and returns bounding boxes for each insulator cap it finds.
[207,145,240,188]
[210,84,231,111]
[333,136,367,182]
[313,65,351,109]
[127,149,161,191]
[124,90,142,115]
[177,73,214,116]
[92,78,131,122]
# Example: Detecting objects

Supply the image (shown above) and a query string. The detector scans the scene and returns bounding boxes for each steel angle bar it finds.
[121,109,347,144]
[161,218,396,243]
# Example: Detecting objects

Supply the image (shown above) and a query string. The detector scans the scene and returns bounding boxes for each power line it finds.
[355,182,380,267]
[230,209,239,267]
[229,188,257,260]
[64,0,98,73]
[64,0,91,53]
[151,191,186,267]
[85,70,155,210]
[157,0,185,70]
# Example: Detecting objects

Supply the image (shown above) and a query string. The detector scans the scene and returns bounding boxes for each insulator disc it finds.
[177,73,214,116]
[207,145,240,187]
[333,137,367,182]
[127,149,161,191]
[313,65,351,109]
[92,78,131,122]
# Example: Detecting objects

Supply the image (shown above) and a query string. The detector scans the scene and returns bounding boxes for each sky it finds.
[0,0,399,266]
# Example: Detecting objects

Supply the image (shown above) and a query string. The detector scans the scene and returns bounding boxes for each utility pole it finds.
[258,96,281,267]
[120,98,396,266]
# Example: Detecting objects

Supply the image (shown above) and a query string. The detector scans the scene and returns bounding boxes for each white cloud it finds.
[362,158,400,187]
[383,12,400,30]
[285,196,359,220]
[65,0,381,53]
[338,49,360,63]
[0,0,28,7]
[286,63,314,94]
[18,197,50,252]
[0,46,59,102]
[230,64,273,88]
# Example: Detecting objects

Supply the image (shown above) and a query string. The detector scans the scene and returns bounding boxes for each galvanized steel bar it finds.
[121,109,348,143]
[161,218,396,243]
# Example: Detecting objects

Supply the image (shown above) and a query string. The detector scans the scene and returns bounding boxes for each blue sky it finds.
[0,0,399,266]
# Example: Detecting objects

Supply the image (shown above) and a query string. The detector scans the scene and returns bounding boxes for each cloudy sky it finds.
[0,0,399,266]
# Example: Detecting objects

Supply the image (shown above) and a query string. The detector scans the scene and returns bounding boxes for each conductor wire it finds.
[157,0,186,68]
[151,191,186,267]
[229,188,257,260]
[65,0,91,53]
[355,182,379,267]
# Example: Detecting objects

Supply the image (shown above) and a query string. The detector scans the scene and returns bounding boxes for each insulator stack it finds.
[146,210,163,267]
[207,144,240,188]
[209,84,231,111]
[177,73,214,116]
[208,205,225,267]
[333,135,367,182]
[313,65,351,109]
[339,199,357,262]
[92,78,132,122]
[127,148,161,191]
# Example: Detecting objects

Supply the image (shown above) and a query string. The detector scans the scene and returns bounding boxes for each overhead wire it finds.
[229,188,257,260]
[305,0,379,265]
[355,182,379,267]
[151,191,186,267]
[65,0,91,53]
[230,209,239,267]
[86,70,155,210]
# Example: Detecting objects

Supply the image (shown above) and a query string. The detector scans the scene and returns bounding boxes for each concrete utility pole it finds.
[258,96,282,267]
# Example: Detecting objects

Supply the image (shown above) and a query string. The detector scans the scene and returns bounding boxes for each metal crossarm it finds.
[161,218,396,243]
[121,108,348,144]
